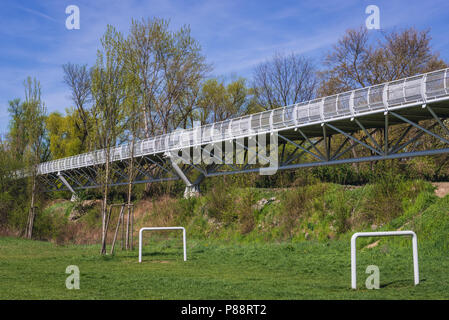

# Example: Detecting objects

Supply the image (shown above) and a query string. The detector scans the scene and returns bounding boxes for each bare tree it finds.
[319,27,447,96]
[319,27,371,95]
[252,52,317,109]
[127,18,210,136]
[370,27,447,82]
[319,26,448,172]
[62,63,92,147]
[178,82,201,129]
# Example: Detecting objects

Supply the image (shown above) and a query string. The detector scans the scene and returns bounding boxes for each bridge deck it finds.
[37,68,449,176]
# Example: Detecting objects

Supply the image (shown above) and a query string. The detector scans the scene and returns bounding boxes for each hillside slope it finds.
[33,179,449,250]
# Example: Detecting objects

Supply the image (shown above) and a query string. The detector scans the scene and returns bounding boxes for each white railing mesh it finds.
[37,68,449,175]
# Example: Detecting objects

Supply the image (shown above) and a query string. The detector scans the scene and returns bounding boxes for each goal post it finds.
[139,227,187,262]
[351,230,419,289]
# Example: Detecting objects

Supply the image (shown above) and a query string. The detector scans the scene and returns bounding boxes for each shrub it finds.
[326,188,353,234]
[237,191,256,234]
[204,182,236,225]
[281,183,328,239]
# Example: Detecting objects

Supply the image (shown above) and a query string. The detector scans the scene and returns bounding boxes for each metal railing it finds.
[37,68,449,175]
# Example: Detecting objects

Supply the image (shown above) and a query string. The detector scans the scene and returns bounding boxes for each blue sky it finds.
[1,0,449,133]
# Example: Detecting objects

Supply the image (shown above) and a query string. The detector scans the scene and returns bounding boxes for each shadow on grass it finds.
[142,251,182,257]
[380,278,426,288]
[139,251,186,263]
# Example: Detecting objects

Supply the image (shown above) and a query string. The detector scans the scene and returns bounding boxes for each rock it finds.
[432,182,449,198]
[253,197,278,211]
[365,240,380,249]
[254,198,268,210]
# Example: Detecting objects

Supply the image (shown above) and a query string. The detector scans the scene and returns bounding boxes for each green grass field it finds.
[1,236,448,299]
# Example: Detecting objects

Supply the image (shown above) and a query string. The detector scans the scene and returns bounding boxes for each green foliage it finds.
[408,196,449,250]
[22,77,48,165]
[204,180,237,226]
[0,139,28,231]
[4,23,449,248]
[91,24,127,152]
[7,98,27,161]
[33,205,68,241]
[362,171,433,225]
[2,77,50,237]
[324,186,353,234]
[46,110,84,158]
[281,183,328,240]
[236,191,256,235]
[311,164,357,185]
[8,171,449,282]
[196,77,249,123]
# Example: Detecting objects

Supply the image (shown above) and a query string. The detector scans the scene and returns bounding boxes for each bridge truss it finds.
[34,68,449,195]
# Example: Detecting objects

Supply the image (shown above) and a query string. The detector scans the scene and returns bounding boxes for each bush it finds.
[237,191,256,234]
[204,181,237,225]
[312,164,356,185]
[364,170,406,223]
[325,187,353,234]
[281,183,328,239]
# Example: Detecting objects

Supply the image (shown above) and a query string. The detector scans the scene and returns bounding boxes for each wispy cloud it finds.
[14,4,59,23]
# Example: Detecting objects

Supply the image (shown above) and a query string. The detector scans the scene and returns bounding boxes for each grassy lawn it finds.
[0,236,448,299]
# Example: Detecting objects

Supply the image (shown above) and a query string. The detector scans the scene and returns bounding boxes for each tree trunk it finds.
[100,149,110,255]
[26,173,37,239]
[130,206,134,250]
[126,139,135,250]
[110,205,125,255]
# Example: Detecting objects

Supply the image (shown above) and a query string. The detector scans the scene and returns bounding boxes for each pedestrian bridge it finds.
[34,68,449,194]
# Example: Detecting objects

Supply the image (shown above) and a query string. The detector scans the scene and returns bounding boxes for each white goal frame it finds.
[139,227,187,262]
[351,230,419,289]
